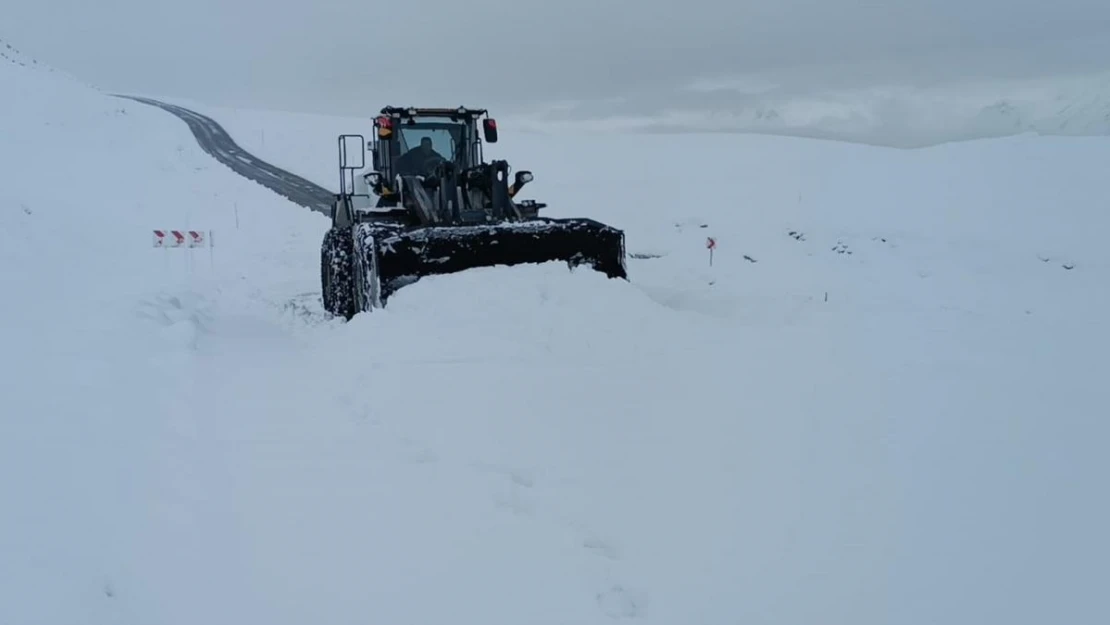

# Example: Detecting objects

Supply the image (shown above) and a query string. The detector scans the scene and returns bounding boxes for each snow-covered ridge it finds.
[504,73,1110,148]
[0,33,96,89]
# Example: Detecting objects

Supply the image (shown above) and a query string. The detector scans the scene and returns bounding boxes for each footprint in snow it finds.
[396,436,438,464]
[582,536,622,561]
[471,461,536,488]
[597,585,648,619]
[492,488,534,516]
[471,462,537,516]
[407,448,439,464]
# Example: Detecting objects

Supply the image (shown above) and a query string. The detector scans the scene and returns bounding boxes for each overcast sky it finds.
[7,0,1110,117]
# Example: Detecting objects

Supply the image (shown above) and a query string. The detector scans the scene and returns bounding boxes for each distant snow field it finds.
[3,37,1109,625]
[498,72,1110,148]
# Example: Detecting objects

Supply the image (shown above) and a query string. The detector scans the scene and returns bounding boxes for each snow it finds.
[146,95,368,189]
[3,37,1110,625]
[499,73,1110,148]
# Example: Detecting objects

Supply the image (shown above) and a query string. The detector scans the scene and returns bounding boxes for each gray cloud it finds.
[6,0,1110,118]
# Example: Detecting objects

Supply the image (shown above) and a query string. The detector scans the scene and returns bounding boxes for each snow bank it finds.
[0,37,328,625]
[4,38,1109,625]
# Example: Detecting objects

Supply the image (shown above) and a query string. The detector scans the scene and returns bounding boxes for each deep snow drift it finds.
[4,39,1110,625]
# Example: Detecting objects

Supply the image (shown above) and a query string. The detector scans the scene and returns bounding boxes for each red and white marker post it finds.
[706,236,717,266]
[153,229,213,248]
[153,229,215,270]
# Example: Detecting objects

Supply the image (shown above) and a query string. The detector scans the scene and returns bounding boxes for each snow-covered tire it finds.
[321,226,356,320]
[351,223,384,311]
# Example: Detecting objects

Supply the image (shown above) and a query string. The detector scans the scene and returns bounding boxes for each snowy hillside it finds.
[499,73,1110,148]
[4,39,1110,625]
[0,38,328,625]
[148,70,1110,151]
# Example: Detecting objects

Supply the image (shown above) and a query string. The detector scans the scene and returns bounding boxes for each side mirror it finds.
[483,118,498,143]
[339,134,366,170]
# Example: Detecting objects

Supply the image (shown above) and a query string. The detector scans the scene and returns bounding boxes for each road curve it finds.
[114,95,336,215]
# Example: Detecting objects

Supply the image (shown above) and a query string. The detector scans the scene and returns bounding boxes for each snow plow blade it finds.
[340,217,627,311]
[364,218,627,305]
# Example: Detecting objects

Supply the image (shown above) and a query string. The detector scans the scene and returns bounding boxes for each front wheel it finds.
[321,226,356,319]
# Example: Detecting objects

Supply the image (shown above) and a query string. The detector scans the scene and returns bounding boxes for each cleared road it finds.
[116,95,335,214]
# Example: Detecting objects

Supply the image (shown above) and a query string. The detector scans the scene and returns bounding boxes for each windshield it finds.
[397,122,464,164]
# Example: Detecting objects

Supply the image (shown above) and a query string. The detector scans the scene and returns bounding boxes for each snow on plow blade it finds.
[354,217,627,309]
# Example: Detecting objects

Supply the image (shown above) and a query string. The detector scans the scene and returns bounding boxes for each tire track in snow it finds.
[114,94,335,215]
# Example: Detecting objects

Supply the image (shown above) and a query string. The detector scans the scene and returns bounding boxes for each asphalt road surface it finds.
[116,95,335,215]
